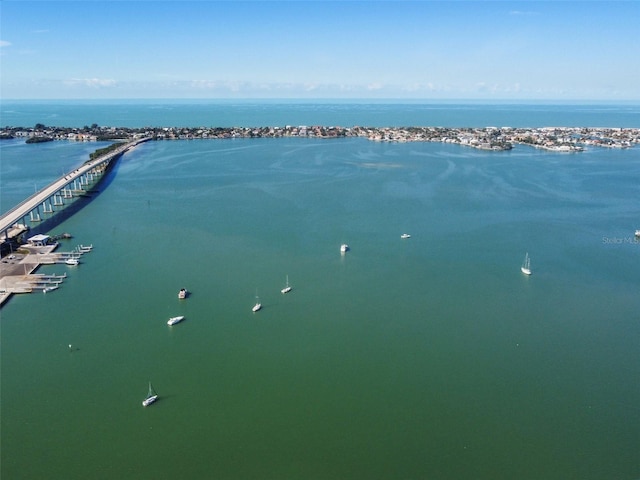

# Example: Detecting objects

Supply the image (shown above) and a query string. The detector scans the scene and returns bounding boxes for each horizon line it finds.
[2,97,639,105]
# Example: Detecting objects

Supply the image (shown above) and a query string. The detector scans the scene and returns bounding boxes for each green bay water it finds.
[1,136,640,479]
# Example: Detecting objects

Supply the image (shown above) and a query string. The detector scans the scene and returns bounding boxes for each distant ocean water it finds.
[1,101,639,480]
[2,99,640,128]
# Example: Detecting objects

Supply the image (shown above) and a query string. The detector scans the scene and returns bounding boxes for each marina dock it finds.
[0,241,91,306]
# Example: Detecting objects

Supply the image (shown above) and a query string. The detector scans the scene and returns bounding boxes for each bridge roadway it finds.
[0,137,150,240]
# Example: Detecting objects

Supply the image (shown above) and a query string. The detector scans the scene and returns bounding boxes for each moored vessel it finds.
[521,252,532,275]
[167,315,185,326]
[142,382,158,407]
[281,275,292,294]
[252,291,262,312]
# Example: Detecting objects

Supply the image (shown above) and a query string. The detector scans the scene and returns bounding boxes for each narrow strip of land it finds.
[2,126,639,151]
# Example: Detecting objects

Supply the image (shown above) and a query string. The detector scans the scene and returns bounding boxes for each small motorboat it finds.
[178,288,187,299]
[167,315,185,326]
[340,244,349,253]
[401,233,411,239]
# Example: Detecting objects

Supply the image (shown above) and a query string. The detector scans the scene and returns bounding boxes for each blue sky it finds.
[1,1,638,100]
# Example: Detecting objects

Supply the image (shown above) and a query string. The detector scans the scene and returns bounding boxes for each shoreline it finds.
[2,125,639,152]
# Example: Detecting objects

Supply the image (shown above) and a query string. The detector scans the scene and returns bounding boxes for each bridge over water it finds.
[0,137,150,243]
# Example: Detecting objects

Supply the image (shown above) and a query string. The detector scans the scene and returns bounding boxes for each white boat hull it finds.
[252,303,262,312]
[167,315,185,326]
[281,275,292,294]
[142,395,158,407]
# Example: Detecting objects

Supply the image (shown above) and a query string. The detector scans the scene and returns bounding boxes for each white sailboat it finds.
[142,382,158,407]
[521,252,532,275]
[252,291,262,312]
[281,275,292,294]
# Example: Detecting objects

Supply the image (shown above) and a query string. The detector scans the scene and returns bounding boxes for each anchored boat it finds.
[167,315,185,326]
[142,382,158,407]
[281,275,292,294]
[521,252,532,275]
[252,291,262,312]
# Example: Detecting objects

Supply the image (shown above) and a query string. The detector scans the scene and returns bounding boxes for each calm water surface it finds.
[1,106,639,479]
[2,99,640,128]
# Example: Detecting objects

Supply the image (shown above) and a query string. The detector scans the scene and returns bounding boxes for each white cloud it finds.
[190,80,218,89]
[64,78,117,88]
[0,40,12,47]
[404,83,439,92]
